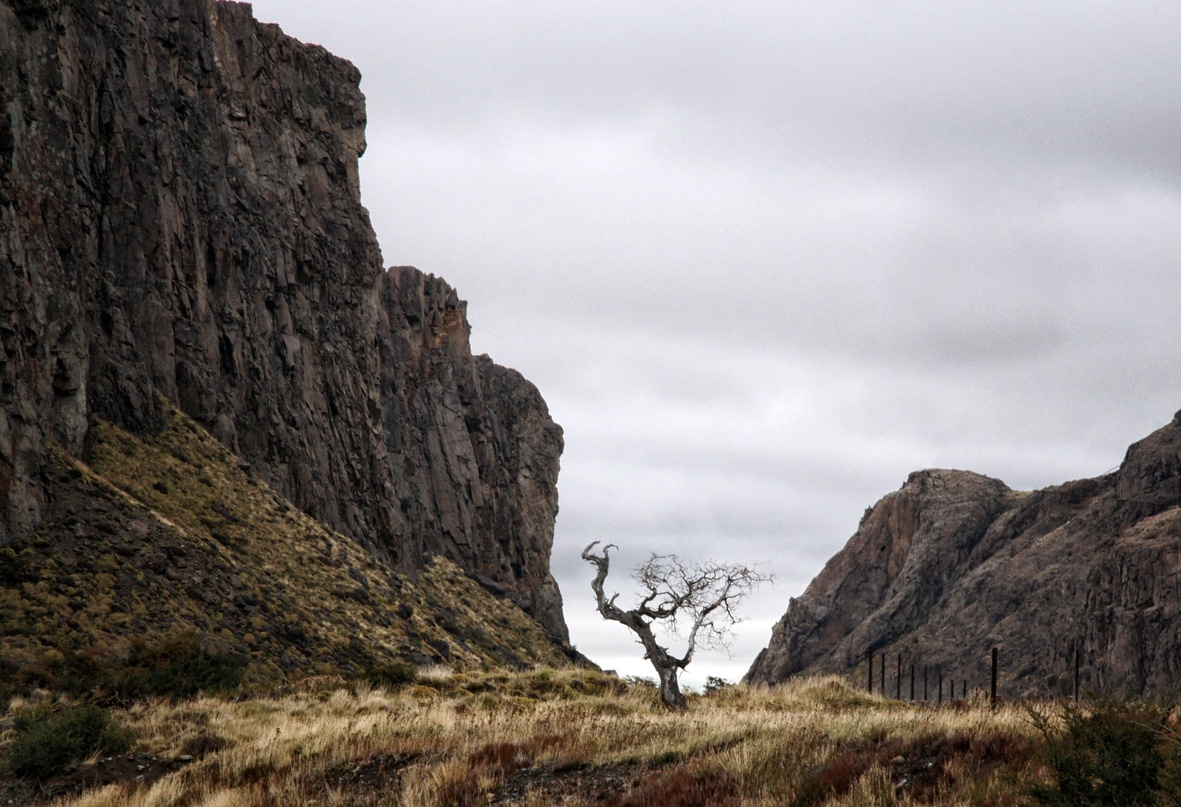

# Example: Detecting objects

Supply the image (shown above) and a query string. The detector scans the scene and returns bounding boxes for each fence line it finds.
[865,646,1001,709]
[858,638,1146,706]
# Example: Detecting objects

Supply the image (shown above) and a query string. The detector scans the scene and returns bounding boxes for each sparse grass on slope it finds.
[0,399,568,702]
[1,673,1057,806]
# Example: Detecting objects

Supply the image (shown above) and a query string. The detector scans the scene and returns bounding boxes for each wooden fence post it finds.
[868,650,873,694]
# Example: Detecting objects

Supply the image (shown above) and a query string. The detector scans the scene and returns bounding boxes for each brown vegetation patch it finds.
[605,766,741,807]
[0,752,191,807]
[179,731,229,758]
[492,760,656,805]
[794,727,1036,804]
[312,751,418,798]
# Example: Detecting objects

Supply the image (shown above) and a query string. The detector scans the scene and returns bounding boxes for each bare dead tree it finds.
[581,541,771,710]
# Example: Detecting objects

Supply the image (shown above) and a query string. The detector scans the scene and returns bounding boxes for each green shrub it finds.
[54,632,245,700]
[363,660,418,689]
[624,675,657,690]
[703,676,733,695]
[10,632,245,701]
[1029,698,1176,806]
[113,632,244,698]
[7,704,131,780]
[0,546,31,584]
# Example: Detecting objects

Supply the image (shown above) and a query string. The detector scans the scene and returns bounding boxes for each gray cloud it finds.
[357,3,1181,179]
[250,0,1181,685]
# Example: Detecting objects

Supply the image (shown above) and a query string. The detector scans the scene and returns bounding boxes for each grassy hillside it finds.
[0,400,570,702]
[8,671,1164,806]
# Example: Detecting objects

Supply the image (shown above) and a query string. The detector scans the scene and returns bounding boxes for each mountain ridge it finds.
[746,411,1181,698]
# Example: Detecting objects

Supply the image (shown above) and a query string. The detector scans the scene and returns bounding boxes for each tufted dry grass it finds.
[4,671,1047,807]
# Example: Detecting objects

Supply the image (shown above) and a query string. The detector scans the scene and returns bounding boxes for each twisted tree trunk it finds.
[582,541,767,710]
[582,542,688,709]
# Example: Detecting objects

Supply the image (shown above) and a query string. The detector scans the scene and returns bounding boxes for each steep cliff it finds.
[0,0,567,641]
[746,413,1181,698]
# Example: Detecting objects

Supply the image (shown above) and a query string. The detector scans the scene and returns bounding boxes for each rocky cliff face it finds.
[746,413,1181,698]
[0,0,567,640]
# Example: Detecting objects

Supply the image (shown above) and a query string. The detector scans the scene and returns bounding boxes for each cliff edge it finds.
[0,0,566,640]
[746,413,1181,698]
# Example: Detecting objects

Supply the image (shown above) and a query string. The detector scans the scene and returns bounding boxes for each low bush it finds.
[7,632,245,702]
[1029,697,1179,806]
[6,703,131,780]
[363,660,418,689]
[76,632,244,699]
[703,676,733,695]
[52,631,245,700]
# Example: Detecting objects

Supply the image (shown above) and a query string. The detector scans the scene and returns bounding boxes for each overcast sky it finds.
[248,0,1181,687]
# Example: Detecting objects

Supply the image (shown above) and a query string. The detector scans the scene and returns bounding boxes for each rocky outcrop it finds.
[379,269,566,638]
[746,413,1181,698]
[0,0,567,640]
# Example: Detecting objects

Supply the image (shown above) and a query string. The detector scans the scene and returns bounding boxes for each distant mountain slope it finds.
[746,412,1181,698]
[0,401,570,698]
[0,0,566,640]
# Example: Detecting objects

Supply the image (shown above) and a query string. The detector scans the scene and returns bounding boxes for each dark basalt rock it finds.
[0,0,567,641]
[746,417,1181,698]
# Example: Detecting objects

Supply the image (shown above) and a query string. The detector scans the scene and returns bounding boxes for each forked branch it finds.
[582,541,771,710]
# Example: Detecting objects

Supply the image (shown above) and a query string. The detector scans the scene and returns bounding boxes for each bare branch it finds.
[582,544,771,710]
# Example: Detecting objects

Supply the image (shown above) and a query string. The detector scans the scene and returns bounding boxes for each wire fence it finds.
[863,645,1085,709]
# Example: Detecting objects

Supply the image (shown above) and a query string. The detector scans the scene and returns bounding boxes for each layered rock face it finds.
[379,269,565,635]
[0,0,567,639]
[746,414,1181,698]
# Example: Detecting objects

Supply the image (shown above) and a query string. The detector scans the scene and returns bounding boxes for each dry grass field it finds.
[1,670,1074,807]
